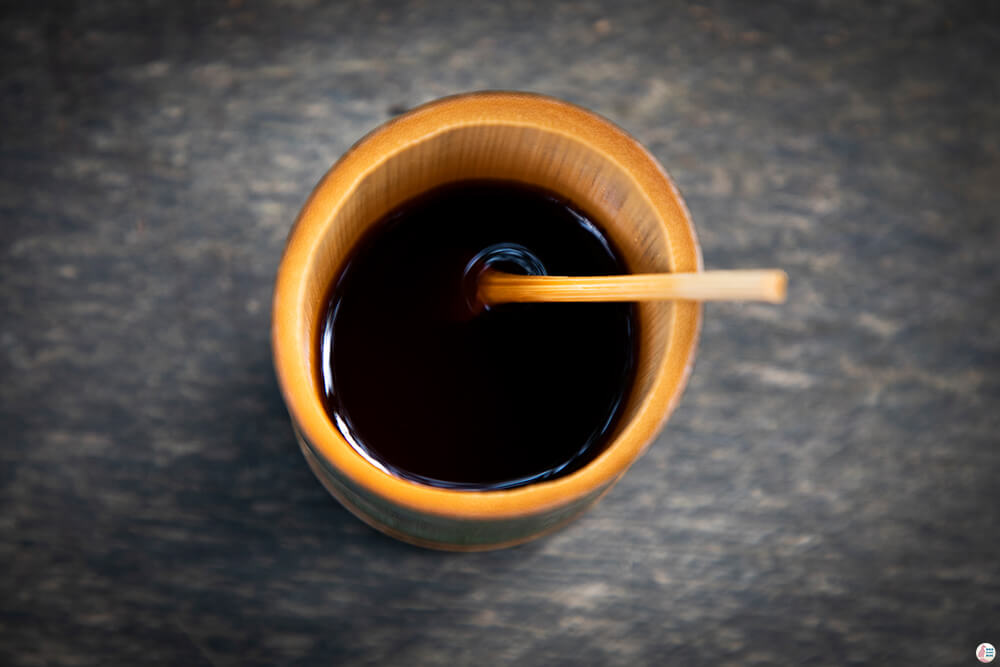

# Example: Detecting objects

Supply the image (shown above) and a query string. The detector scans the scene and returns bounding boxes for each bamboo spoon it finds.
[478,269,787,305]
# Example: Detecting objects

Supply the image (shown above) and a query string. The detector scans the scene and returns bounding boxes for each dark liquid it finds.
[318,180,637,489]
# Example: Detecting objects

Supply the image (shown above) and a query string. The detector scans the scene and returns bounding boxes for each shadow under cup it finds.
[272,92,702,550]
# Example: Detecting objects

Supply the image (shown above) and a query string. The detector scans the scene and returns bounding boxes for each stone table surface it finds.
[2,1,998,665]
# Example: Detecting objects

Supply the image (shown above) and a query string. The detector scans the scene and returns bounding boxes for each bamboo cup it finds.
[273,92,727,550]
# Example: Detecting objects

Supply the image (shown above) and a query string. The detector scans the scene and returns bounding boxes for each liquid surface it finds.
[318,180,637,489]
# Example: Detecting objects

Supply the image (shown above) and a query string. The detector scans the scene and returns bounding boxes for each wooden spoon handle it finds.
[479,269,787,305]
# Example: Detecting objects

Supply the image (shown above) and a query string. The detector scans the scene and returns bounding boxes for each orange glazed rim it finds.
[271,91,702,520]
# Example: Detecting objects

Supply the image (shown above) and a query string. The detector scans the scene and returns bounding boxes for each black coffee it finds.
[317,180,637,489]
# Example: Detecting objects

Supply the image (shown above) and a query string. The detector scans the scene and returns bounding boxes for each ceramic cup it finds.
[272,92,701,550]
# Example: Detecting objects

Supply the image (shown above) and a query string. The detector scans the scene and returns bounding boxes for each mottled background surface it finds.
[1,1,998,665]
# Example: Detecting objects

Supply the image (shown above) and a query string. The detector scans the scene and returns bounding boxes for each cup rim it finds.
[272,91,702,520]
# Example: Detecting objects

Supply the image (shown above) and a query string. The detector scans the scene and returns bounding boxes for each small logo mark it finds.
[978,643,996,663]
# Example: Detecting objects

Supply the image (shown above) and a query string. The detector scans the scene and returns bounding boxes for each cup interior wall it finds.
[299,125,676,447]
